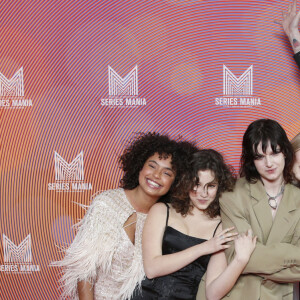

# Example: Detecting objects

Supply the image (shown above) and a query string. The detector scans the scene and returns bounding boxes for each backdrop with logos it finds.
[0,0,300,299]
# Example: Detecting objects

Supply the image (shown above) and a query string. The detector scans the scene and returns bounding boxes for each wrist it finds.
[234,254,249,265]
[288,31,300,42]
[201,241,214,256]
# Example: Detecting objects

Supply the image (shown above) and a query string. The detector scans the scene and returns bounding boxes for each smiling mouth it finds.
[146,179,161,188]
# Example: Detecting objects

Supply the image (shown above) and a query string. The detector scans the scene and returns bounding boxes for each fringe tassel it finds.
[52,189,145,300]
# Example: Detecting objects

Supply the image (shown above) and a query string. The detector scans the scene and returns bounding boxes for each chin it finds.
[197,205,209,211]
[293,173,300,182]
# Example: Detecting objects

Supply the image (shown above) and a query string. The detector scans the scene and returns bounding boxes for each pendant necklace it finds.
[266,184,285,209]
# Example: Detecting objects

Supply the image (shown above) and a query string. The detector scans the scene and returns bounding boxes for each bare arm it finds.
[205,230,256,300]
[279,0,300,54]
[78,281,94,300]
[52,193,123,299]
[142,203,235,279]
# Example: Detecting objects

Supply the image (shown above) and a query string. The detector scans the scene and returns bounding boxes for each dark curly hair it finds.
[240,119,294,184]
[172,149,236,218]
[119,132,198,202]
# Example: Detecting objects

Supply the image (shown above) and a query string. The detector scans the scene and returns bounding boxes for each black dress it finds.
[132,203,221,300]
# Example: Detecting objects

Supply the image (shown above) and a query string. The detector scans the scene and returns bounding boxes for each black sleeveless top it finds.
[132,203,221,300]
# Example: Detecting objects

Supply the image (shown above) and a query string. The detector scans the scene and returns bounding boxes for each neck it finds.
[190,205,210,219]
[125,186,159,213]
[261,176,284,195]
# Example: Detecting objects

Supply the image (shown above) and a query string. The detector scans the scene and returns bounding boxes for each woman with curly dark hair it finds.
[54,132,196,300]
[133,149,257,300]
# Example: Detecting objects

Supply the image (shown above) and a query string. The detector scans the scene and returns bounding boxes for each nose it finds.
[153,168,161,178]
[265,155,272,167]
[195,186,208,197]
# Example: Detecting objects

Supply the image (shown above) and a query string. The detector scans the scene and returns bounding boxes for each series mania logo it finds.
[215,65,261,107]
[1,234,40,273]
[0,67,33,108]
[101,65,146,107]
[48,151,92,192]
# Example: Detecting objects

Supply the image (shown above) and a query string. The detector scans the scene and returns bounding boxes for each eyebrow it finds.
[205,180,218,186]
[209,180,218,184]
[148,160,175,172]
[196,179,218,186]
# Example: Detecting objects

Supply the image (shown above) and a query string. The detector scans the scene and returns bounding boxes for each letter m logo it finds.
[0,67,24,97]
[3,234,32,263]
[55,151,84,181]
[108,65,138,96]
[223,65,253,96]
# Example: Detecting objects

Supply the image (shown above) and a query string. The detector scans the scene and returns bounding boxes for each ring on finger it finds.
[220,235,224,240]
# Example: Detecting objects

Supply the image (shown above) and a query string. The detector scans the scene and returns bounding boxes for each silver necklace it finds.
[266,184,285,209]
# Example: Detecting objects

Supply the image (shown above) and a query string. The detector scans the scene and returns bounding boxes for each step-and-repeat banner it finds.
[1,0,300,299]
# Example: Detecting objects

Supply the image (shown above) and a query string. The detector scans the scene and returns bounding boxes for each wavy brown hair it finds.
[171,149,236,218]
[119,132,198,202]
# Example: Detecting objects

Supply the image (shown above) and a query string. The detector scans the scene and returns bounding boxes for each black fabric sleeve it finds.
[293,51,300,70]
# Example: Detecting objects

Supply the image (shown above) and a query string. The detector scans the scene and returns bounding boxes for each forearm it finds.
[287,29,300,54]
[144,242,210,279]
[221,199,300,275]
[243,243,300,274]
[281,0,300,54]
[206,257,248,300]
[259,266,300,282]
[78,280,94,300]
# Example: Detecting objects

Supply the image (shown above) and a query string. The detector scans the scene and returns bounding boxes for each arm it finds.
[205,229,256,300]
[142,203,235,279]
[280,0,300,54]
[261,267,300,283]
[52,193,119,298]
[78,281,94,300]
[220,192,300,280]
[258,217,300,282]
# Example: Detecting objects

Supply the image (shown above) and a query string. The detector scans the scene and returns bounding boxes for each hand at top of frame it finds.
[278,0,300,53]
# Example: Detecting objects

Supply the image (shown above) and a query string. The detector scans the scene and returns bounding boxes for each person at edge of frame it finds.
[291,133,300,187]
[197,119,300,300]
[278,3,300,298]
[52,132,198,300]
[279,0,300,68]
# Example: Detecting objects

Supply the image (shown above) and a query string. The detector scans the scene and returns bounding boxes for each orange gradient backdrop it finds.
[1,0,300,299]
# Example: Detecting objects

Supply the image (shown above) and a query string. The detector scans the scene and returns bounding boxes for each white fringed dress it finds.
[56,188,147,300]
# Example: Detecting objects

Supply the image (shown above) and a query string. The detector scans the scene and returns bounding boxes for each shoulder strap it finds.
[213,221,222,237]
[164,203,170,226]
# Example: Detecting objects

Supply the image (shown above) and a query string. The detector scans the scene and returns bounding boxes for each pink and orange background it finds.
[1,0,300,299]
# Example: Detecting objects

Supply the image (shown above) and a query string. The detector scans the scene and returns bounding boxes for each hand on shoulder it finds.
[205,227,238,254]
